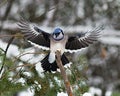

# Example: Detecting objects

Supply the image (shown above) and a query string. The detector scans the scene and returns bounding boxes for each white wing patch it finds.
[28,41,50,50]
[65,47,87,53]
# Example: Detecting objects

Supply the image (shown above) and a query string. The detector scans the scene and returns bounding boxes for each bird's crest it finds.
[53,28,63,34]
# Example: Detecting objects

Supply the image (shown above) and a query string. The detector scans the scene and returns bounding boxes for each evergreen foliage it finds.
[0,47,88,96]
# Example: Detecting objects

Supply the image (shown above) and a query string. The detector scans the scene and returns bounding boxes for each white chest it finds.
[50,42,65,54]
[50,36,68,53]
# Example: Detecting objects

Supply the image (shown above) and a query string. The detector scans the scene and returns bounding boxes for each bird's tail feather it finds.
[41,53,69,72]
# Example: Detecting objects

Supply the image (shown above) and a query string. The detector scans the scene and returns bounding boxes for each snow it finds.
[100,37,120,45]
[56,88,112,96]
[105,90,112,96]
[18,87,34,96]
[16,62,25,71]
[34,80,41,90]
[43,8,55,26]
[19,0,33,10]
[35,62,44,78]
[88,77,103,86]
[2,21,120,40]
[0,3,7,17]
[65,68,72,75]
[15,78,26,86]
[0,40,20,58]
[83,92,92,96]
[0,39,43,63]
[102,3,108,10]
[23,71,32,77]
[83,87,112,96]
[77,1,84,18]
[57,92,68,96]
[88,87,102,96]
[0,40,44,78]
[18,47,44,64]
[2,21,18,30]
[49,81,54,88]
[8,72,14,81]
[54,77,62,87]
[2,21,120,47]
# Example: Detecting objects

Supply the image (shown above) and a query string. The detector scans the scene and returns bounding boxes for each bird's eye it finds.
[56,33,60,35]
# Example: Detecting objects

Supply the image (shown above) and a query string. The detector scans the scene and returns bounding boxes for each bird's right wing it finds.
[18,18,50,50]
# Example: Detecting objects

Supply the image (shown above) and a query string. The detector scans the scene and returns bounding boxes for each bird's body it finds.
[18,18,104,72]
[49,36,67,63]
[50,35,67,54]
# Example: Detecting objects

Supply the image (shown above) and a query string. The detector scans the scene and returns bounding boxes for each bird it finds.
[18,18,104,72]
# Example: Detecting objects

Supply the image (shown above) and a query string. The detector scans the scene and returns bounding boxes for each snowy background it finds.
[0,0,120,96]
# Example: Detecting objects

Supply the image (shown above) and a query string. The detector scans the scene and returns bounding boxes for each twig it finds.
[55,50,73,96]
[0,36,15,74]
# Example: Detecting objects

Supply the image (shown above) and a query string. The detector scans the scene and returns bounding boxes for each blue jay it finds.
[18,19,104,72]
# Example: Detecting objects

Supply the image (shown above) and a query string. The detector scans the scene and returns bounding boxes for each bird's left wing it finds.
[65,25,104,53]
[18,18,50,50]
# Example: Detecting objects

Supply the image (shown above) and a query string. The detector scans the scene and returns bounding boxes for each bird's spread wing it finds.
[65,25,104,53]
[18,18,50,50]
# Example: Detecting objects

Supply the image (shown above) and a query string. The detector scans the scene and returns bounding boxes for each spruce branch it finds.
[55,50,73,96]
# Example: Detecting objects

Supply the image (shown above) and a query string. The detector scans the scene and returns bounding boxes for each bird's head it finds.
[52,28,64,41]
